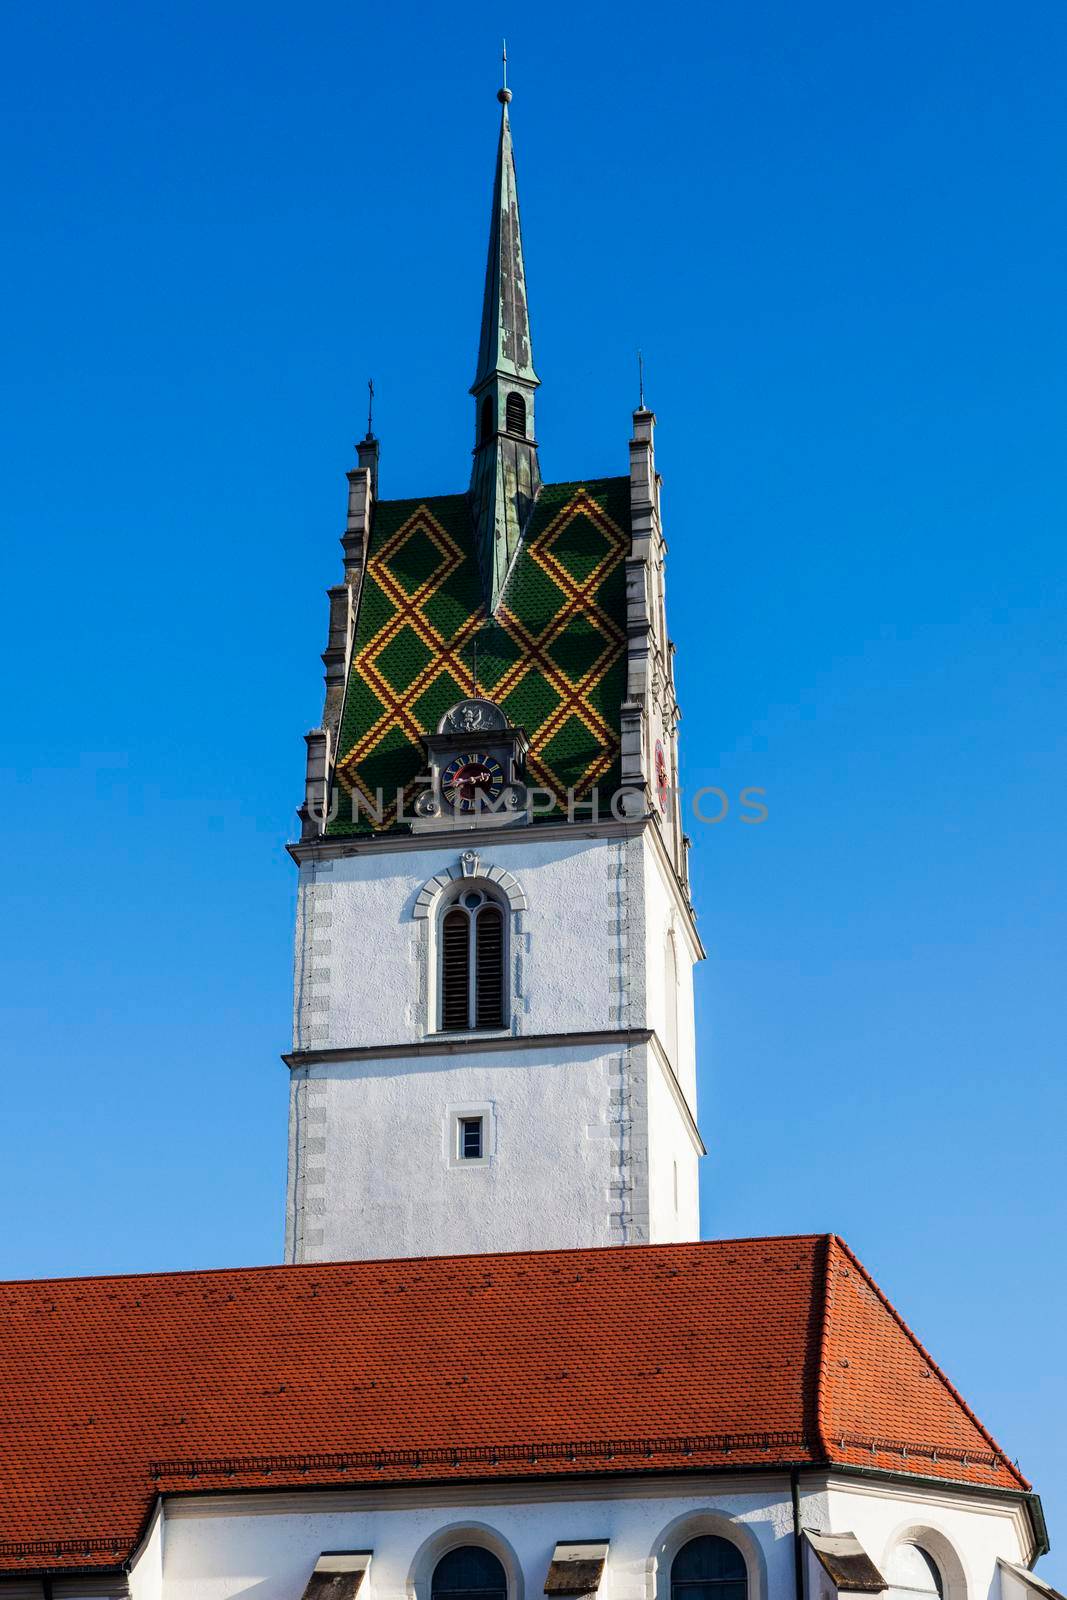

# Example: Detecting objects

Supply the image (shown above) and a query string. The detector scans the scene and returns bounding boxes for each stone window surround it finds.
[413,853,528,920]
[444,1101,496,1169]
[880,1523,970,1600]
[406,1514,763,1600]
[408,1523,526,1600]
[413,853,528,1037]
[649,1509,766,1600]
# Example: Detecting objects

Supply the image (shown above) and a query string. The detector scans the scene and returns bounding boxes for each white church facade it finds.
[134,1457,1044,1600]
[0,78,1056,1600]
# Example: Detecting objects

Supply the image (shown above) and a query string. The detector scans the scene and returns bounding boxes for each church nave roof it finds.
[0,1234,1030,1576]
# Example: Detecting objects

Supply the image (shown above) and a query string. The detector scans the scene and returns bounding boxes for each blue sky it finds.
[2,0,1065,1578]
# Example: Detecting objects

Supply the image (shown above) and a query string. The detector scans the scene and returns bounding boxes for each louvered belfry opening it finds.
[505,391,526,437]
[439,890,506,1032]
[474,903,504,1027]
[441,907,471,1030]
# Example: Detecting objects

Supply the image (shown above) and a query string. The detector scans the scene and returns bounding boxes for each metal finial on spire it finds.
[366,378,375,439]
[498,39,512,104]
[638,350,645,410]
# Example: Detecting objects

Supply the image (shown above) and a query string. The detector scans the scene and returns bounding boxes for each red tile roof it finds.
[0,1235,1028,1575]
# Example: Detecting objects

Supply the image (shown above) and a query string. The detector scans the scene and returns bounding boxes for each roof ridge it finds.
[494,479,624,615]
[832,1235,1030,1492]
[374,491,472,510]
[492,481,545,614]
[812,1233,837,1462]
[541,475,630,490]
[0,1233,828,1292]
[373,477,630,512]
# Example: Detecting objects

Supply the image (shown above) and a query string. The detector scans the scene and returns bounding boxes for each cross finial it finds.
[498,39,512,104]
[366,378,375,439]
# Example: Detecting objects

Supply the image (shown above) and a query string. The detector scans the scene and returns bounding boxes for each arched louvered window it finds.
[671,1538,747,1600]
[505,391,526,437]
[439,888,507,1032]
[432,1548,508,1600]
[480,395,494,443]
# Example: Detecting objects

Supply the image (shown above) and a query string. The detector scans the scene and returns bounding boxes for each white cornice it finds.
[283,1027,659,1069]
[163,1469,791,1522]
[288,817,645,863]
[818,1471,1035,1561]
[821,1468,1030,1517]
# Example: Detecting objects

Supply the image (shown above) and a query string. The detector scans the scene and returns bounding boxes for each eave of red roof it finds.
[0,1235,1030,1576]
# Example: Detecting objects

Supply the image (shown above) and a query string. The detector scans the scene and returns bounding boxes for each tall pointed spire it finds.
[473,48,538,392]
[469,52,542,610]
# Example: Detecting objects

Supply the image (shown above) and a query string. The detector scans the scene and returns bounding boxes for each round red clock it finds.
[654,739,669,813]
[441,752,505,814]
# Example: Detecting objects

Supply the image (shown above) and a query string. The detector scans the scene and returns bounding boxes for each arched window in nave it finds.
[671,1537,747,1600]
[885,1545,945,1600]
[432,1547,508,1600]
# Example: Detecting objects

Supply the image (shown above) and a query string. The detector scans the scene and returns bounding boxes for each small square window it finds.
[445,1103,494,1168]
[459,1116,483,1161]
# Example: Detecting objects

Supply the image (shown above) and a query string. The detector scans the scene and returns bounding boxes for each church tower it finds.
[285,78,701,1264]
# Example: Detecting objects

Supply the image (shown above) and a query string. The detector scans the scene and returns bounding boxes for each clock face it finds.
[654,739,669,813]
[441,752,505,813]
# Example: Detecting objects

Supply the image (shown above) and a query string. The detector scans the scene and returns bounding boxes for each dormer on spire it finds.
[469,57,542,610]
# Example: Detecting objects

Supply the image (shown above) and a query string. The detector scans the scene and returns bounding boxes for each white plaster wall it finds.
[822,1476,1033,1600]
[293,835,635,1052]
[128,1502,165,1600]
[639,836,701,1241]
[157,1479,793,1600]
[645,1046,700,1243]
[292,1043,632,1261]
[288,825,703,1261]
[640,836,698,1107]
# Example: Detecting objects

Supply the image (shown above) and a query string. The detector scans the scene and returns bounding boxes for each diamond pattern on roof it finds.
[330,479,631,832]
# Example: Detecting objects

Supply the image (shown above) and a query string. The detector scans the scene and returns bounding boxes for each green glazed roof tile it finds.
[329,477,631,833]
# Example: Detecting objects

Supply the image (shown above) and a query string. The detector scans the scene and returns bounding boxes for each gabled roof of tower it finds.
[472,90,538,390]
[330,477,630,832]
[0,1236,1032,1575]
